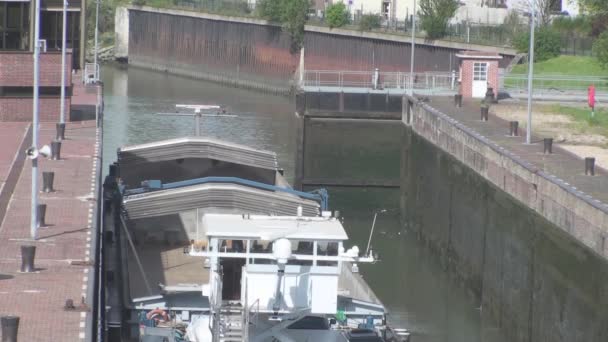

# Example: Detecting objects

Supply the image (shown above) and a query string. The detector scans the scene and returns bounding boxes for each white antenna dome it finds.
[273,238,292,264]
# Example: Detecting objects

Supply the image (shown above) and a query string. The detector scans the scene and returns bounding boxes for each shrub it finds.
[256,0,284,21]
[593,31,608,69]
[514,27,561,62]
[325,2,349,29]
[132,0,146,5]
[418,0,459,39]
[359,14,381,31]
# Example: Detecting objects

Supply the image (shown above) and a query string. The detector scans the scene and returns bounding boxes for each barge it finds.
[102,111,410,342]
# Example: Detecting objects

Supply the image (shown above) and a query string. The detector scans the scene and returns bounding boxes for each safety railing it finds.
[302,70,457,92]
[83,63,100,84]
[502,74,608,99]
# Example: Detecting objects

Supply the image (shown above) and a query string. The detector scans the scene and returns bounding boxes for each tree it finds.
[514,27,561,61]
[325,2,349,29]
[256,0,284,21]
[256,0,309,52]
[281,0,310,53]
[418,0,459,39]
[593,31,608,69]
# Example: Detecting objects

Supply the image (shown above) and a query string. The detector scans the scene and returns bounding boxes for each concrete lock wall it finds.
[401,100,608,342]
[296,92,403,188]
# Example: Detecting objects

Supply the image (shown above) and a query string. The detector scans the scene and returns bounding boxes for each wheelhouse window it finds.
[0,2,30,50]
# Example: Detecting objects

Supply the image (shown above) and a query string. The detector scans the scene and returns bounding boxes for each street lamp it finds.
[408,0,416,95]
[59,0,68,129]
[525,2,536,144]
[30,0,42,240]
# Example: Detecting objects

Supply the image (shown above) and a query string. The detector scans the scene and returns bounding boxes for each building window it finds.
[40,11,81,69]
[0,2,30,50]
[473,62,488,81]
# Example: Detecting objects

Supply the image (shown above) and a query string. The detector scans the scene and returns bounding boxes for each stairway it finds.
[219,301,245,342]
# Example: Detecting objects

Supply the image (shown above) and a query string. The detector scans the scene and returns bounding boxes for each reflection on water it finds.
[102,64,504,342]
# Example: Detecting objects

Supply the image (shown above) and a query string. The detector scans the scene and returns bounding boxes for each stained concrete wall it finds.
[402,100,608,342]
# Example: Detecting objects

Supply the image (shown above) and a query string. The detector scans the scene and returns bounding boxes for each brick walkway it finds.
[0,123,29,193]
[431,97,608,204]
[0,121,99,341]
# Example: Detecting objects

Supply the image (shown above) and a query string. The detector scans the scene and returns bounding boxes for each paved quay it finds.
[0,120,100,341]
[430,97,608,205]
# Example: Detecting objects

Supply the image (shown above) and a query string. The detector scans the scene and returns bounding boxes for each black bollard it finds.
[453,94,463,107]
[51,141,61,160]
[585,157,596,176]
[480,107,489,121]
[56,123,65,141]
[1,315,19,342]
[42,172,54,193]
[509,121,519,136]
[20,245,36,273]
[36,204,46,228]
[543,138,553,154]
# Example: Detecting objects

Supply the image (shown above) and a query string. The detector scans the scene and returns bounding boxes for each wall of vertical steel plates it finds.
[128,9,513,93]
[129,10,299,93]
[303,32,461,73]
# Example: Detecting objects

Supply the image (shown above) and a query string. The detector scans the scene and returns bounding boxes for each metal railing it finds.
[302,70,456,92]
[83,63,100,84]
[502,74,608,99]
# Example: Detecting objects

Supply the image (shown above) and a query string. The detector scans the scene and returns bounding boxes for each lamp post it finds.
[409,0,416,95]
[94,0,100,79]
[59,0,68,126]
[408,0,416,95]
[525,2,536,144]
[31,0,42,239]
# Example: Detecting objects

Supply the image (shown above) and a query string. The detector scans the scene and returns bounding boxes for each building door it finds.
[472,62,488,98]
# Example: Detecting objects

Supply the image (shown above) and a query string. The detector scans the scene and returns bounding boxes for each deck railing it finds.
[302,70,457,91]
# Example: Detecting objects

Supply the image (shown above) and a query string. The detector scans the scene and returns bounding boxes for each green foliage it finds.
[325,2,349,29]
[510,55,608,76]
[256,0,283,21]
[257,0,309,53]
[281,0,310,53]
[513,27,561,62]
[418,0,459,39]
[579,0,608,15]
[593,31,608,69]
[132,0,146,5]
[358,14,381,31]
[552,15,592,36]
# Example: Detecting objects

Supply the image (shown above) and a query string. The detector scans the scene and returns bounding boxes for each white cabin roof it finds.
[203,214,348,241]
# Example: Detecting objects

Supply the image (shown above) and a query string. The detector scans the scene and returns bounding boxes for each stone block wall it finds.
[401,98,608,342]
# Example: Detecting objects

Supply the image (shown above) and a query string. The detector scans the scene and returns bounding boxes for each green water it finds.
[101,64,504,342]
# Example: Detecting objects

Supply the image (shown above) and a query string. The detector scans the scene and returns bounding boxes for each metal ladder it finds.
[219,301,245,342]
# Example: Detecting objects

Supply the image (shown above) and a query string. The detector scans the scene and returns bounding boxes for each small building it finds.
[0,0,87,122]
[456,50,501,99]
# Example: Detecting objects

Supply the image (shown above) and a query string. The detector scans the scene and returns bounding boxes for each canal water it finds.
[102,65,505,342]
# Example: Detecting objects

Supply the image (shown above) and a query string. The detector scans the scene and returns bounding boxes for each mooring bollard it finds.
[480,107,489,121]
[51,141,61,160]
[509,121,519,136]
[42,171,54,193]
[453,94,463,107]
[585,157,596,176]
[36,204,46,228]
[1,315,19,342]
[56,123,65,141]
[543,138,553,154]
[20,245,36,273]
